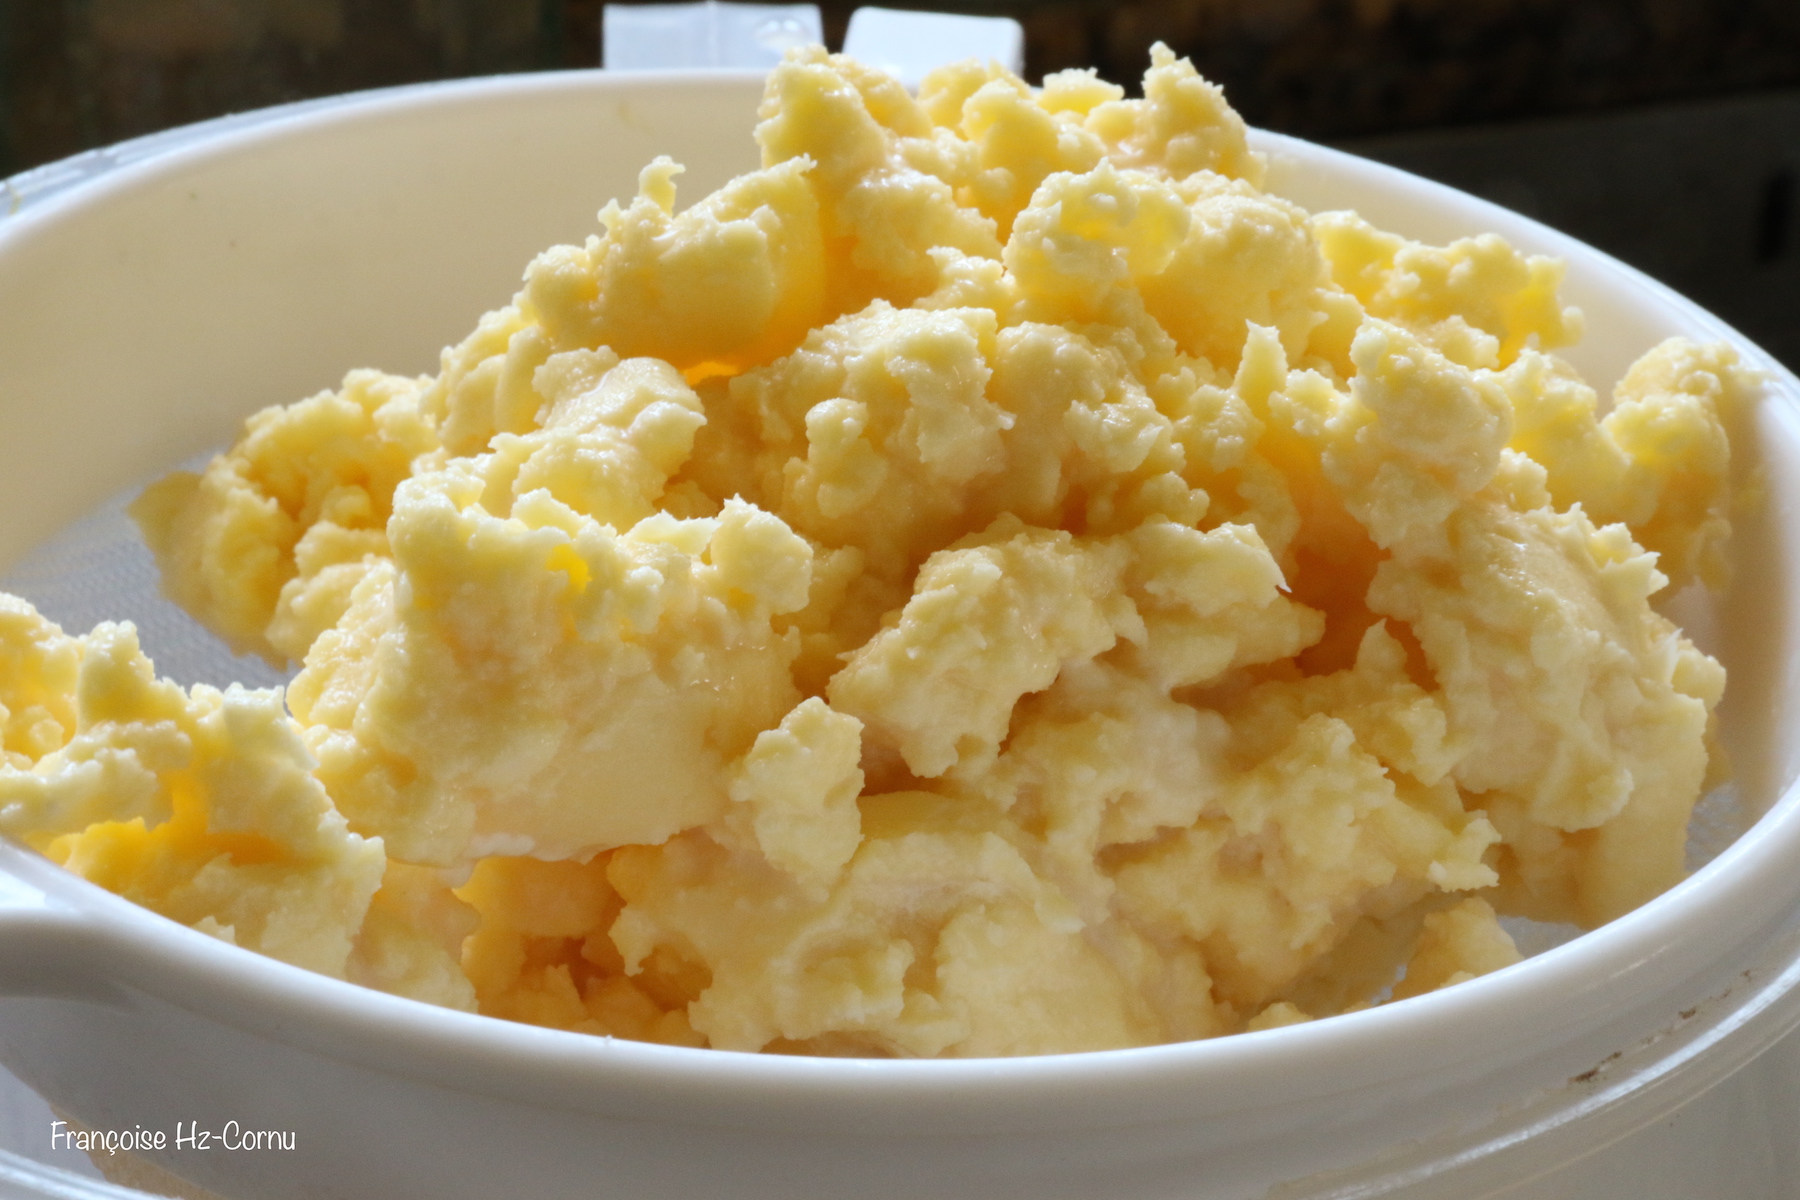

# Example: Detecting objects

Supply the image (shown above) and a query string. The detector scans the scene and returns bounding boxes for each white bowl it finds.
[2,70,1799,1200]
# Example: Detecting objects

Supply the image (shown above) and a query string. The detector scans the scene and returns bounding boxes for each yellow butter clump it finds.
[6,45,1756,1057]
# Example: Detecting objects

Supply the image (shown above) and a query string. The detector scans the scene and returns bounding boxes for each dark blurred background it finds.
[2,0,1796,366]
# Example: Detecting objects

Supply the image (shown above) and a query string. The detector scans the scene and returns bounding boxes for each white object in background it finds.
[842,6,1023,89]
[603,1,821,69]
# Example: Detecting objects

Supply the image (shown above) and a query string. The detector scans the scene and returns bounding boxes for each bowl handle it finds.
[0,840,121,1003]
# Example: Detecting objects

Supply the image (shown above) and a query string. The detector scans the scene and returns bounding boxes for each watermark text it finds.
[52,1119,295,1155]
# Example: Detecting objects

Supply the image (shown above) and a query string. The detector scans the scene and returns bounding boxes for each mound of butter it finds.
[0,46,1752,1055]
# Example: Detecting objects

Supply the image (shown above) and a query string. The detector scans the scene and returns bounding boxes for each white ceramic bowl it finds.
[2,70,1799,1200]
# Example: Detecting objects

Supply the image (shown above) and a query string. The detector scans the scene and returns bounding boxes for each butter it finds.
[0,44,1753,1056]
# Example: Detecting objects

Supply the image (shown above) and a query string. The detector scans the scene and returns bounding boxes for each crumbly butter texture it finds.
[3,46,1754,1055]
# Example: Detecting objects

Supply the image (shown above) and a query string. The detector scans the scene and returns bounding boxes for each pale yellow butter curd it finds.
[0,46,1754,1055]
